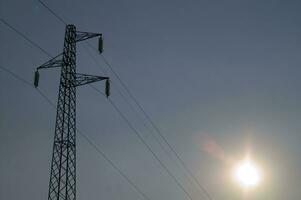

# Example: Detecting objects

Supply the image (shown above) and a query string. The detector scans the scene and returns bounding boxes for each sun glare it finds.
[234,158,261,188]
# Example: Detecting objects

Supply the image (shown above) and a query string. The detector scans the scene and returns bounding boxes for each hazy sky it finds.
[1,0,301,200]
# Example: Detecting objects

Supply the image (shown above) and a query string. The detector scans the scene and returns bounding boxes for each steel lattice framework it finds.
[34,25,110,200]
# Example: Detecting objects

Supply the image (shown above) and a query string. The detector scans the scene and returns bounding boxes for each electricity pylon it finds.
[34,24,110,200]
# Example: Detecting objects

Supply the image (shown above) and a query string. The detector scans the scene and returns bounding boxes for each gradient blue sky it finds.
[1,0,301,200]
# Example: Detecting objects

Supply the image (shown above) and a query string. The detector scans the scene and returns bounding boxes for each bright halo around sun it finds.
[234,158,262,188]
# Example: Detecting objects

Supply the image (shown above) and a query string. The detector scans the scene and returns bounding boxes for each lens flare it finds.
[234,159,261,188]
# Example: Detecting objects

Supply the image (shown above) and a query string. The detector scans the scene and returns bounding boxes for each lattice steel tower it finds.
[34,25,110,200]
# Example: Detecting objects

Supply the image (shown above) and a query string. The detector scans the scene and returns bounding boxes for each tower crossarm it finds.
[37,53,63,70]
[74,73,109,87]
[76,31,101,42]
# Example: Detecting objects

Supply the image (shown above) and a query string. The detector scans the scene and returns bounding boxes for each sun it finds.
[234,158,262,188]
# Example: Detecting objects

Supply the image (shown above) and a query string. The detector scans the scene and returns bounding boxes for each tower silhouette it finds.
[34,24,110,200]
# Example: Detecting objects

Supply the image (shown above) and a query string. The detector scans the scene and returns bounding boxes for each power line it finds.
[83,43,208,196]
[0,65,54,107]
[84,41,213,200]
[83,37,190,192]
[0,65,151,200]
[92,47,214,200]
[88,51,204,200]
[71,47,213,200]
[82,43,108,76]
[0,18,53,58]
[38,0,67,25]
[78,128,152,200]
[0,65,33,86]
[90,85,195,200]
